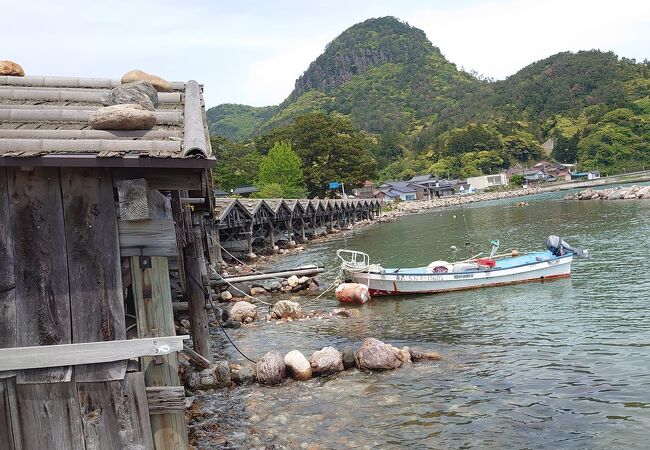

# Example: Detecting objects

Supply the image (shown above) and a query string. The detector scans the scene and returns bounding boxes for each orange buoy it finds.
[335,283,370,304]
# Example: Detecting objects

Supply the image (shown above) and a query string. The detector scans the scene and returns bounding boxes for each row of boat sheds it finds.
[0,72,383,449]
[212,197,383,259]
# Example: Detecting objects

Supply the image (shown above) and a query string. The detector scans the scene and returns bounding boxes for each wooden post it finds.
[246,229,253,255]
[214,227,223,263]
[183,219,213,362]
[131,256,188,450]
[269,223,276,248]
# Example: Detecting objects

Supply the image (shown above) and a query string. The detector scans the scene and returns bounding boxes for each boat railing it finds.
[337,249,371,272]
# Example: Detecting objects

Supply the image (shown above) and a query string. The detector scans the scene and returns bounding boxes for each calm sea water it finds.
[197,191,650,449]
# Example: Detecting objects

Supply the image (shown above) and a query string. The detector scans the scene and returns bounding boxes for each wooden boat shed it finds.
[0,75,216,449]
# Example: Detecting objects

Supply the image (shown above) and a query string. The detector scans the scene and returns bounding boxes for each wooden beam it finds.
[131,256,188,450]
[146,386,185,415]
[181,345,212,370]
[0,336,187,372]
[216,266,324,284]
[111,168,203,190]
[118,219,177,257]
[172,301,213,312]
[61,167,127,382]
[7,167,72,384]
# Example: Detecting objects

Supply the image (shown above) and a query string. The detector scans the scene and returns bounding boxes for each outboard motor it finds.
[546,235,589,258]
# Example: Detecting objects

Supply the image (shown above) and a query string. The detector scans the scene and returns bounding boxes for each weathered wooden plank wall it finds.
[76,373,154,450]
[0,378,21,449]
[61,167,127,382]
[0,168,16,365]
[15,382,85,449]
[7,167,72,384]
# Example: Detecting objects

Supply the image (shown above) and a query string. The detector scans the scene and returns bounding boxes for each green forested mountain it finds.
[208,16,650,191]
[206,103,278,142]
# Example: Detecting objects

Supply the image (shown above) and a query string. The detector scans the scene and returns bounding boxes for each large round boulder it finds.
[355,338,401,371]
[229,301,258,322]
[89,104,155,130]
[0,60,24,76]
[309,347,344,376]
[284,350,312,381]
[211,360,232,388]
[102,81,158,110]
[256,351,286,385]
[272,300,303,319]
[121,69,172,92]
[231,364,256,385]
[341,346,357,370]
[409,348,442,361]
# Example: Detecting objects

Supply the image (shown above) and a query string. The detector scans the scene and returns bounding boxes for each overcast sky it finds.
[5,0,649,107]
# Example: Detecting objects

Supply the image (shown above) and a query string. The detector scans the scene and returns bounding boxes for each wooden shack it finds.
[0,74,216,449]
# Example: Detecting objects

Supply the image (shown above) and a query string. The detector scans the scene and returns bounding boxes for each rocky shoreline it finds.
[566,185,650,201]
[381,187,545,219]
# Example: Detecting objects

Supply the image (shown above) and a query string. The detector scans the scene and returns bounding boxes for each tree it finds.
[256,183,285,198]
[502,131,542,163]
[256,141,306,198]
[552,132,579,163]
[510,174,525,186]
[210,136,261,191]
[258,113,377,197]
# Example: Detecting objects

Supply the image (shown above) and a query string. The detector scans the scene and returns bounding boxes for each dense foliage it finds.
[210,135,260,191]
[207,103,277,141]
[255,142,306,198]
[207,16,650,183]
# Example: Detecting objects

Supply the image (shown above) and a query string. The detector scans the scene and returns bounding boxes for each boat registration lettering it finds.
[396,274,443,282]
[453,274,474,279]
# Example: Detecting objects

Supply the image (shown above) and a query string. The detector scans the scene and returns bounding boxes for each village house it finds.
[571,170,601,180]
[465,172,509,190]
[376,180,421,201]
[353,180,375,198]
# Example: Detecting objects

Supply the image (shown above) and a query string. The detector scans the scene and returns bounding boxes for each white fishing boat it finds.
[338,236,588,296]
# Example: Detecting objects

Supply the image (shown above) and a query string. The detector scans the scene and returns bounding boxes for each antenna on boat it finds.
[460,205,473,259]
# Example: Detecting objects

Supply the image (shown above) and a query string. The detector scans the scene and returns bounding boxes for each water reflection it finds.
[198,192,650,449]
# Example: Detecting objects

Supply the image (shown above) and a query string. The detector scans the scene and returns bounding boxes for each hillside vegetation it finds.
[208,16,650,192]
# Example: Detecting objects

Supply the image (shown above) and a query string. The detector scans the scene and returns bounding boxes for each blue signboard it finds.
[328,181,341,189]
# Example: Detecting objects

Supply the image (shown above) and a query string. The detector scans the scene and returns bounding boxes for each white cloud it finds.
[405,0,650,79]
[3,0,648,107]
[240,35,332,106]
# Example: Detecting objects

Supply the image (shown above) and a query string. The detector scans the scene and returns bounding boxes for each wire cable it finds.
[186,270,259,364]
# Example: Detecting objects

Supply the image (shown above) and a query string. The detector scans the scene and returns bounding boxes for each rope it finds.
[207,233,289,283]
[186,271,259,364]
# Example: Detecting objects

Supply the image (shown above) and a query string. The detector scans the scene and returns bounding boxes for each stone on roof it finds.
[0,75,213,167]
